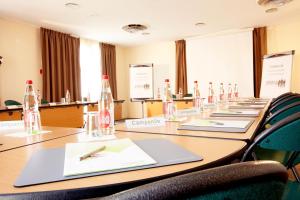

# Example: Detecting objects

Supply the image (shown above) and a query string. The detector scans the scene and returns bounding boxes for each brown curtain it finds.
[100,43,117,99]
[253,27,267,98]
[175,40,188,95]
[40,28,81,102]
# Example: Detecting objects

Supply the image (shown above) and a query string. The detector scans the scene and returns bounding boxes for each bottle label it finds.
[228,93,232,99]
[220,94,224,101]
[99,110,111,128]
[208,96,213,103]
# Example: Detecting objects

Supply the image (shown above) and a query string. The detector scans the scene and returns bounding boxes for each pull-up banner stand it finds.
[260,50,295,98]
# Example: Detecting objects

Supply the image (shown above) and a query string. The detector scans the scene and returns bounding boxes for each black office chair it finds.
[98,161,287,200]
[4,99,22,106]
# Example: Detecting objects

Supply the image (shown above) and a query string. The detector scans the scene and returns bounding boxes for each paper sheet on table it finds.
[181,119,251,128]
[63,138,157,176]
[5,130,51,138]
[0,120,24,130]
[212,110,260,116]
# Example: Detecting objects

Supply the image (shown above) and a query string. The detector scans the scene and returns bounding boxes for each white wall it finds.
[0,18,42,106]
[115,45,128,118]
[268,21,300,93]
[124,41,176,118]
[186,30,254,99]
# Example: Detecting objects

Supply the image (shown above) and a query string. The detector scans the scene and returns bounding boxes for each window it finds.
[80,38,101,101]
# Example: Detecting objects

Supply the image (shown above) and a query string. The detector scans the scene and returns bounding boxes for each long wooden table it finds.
[0,126,84,152]
[0,100,125,128]
[0,130,246,198]
[145,98,193,117]
[116,101,270,142]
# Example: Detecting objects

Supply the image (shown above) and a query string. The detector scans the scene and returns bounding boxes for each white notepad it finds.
[63,138,157,176]
[178,119,253,133]
[0,120,24,130]
[228,104,265,109]
[211,109,260,117]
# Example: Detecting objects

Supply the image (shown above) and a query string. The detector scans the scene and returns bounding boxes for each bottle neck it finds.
[164,82,172,100]
[25,84,34,94]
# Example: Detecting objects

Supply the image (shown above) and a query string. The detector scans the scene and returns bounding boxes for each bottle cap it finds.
[26,80,33,84]
[165,79,169,82]
[194,81,198,83]
[103,75,109,80]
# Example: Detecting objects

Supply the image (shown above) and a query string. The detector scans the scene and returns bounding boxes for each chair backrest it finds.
[261,101,300,131]
[4,99,22,106]
[268,94,300,114]
[100,161,287,200]
[184,93,193,97]
[270,92,294,107]
[242,112,300,162]
[41,99,49,104]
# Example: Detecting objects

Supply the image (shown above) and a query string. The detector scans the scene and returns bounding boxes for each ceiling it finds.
[0,0,300,46]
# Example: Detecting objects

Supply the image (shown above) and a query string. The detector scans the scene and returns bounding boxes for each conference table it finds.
[0,130,246,198]
[0,126,85,152]
[0,100,125,128]
[116,100,270,142]
[0,98,269,198]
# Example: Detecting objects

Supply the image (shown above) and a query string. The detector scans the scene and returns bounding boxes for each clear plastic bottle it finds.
[65,89,71,104]
[36,89,41,104]
[23,80,41,133]
[234,83,239,98]
[157,88,161,99]
[163,79,175,120]
[98,75,115,135]
[208,82,214,104]
[219,83,225,102]
[228,83,233,100]
[193,81,201,109]
[178,88,183,99]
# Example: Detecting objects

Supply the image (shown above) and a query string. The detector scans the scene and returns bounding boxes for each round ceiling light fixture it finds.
[195,22,206,27]
[265,7,278,13]
[65,2,80,9]
[257,0,293,6]
[122,24,148,33]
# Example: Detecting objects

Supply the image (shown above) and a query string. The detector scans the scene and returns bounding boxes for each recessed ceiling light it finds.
[142,32,150,35]
[265,7,278,13]
[65,2,80,9]
[122,24,148,33]
[195,22,206,27]
[257,0,293,7]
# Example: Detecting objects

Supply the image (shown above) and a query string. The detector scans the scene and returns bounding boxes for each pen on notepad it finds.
[80,145,106,161]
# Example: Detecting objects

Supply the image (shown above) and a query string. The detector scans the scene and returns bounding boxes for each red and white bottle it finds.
[227,83,233,100]
[163,79,175,120]
[234,83,239,98]
[98,75,114,135]
[219,83,225,101]
[23,80,41,132]
[208,82,214,104]
[193,81,201,109]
